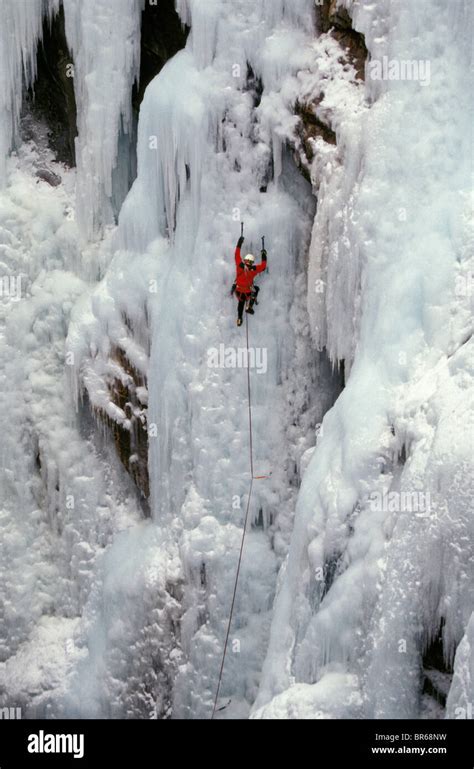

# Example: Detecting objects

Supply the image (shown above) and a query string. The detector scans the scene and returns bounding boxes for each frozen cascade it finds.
[253,0,473,719]
[62,0,144,239]
[0,143,144,716]
[0,0,471,722]
[66,0,329,718]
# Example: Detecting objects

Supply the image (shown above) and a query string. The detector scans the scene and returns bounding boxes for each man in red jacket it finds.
[232,234,267,326]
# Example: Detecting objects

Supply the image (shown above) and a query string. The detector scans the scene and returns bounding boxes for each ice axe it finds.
[261,235,269,273]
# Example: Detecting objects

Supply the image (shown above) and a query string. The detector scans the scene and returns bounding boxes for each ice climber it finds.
[231,233,267,326]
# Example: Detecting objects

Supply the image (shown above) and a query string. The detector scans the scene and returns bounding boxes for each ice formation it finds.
[62,0,143,238]
[0,0,60,182]
[253,0,473,719]
[0,0,472,721]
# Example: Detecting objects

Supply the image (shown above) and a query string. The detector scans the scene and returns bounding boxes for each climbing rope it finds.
[211,312,255,718]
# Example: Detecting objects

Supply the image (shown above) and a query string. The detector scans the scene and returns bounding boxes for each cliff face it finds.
[0,0,471,722]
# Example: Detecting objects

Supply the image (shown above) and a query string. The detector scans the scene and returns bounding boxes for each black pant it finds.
[237,293,249,321]
[236,286,259,321]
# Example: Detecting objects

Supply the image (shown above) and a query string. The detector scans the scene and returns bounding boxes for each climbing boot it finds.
[246,298,255,315]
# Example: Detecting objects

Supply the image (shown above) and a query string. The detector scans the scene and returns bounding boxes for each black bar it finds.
[0,719,471,767]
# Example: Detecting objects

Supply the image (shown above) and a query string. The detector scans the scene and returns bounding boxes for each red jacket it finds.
[235,246,267,294]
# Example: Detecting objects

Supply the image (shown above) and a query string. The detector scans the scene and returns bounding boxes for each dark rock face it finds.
[97,344,150,508]
[422,628,454,710]
[113,348,149,502]
[25,5,77,167]
[35,167,62,187]
[325,0,354,31]
[294,98,337,181]
[133,0,190,112]
[318,0,368,80]
[291,1,368,182]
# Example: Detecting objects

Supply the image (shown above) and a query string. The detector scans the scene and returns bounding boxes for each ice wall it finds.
[1,0,471,721]
[66,0,330,718]
[0,1,148,717]
[446,613,474,719]
[0,141,145,715]
[254,0,473,719]
[63,0,144,239]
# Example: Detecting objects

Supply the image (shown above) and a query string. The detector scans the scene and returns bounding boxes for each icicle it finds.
[0,0,61,183]
[118,48,209,250]
[62,0,143,239]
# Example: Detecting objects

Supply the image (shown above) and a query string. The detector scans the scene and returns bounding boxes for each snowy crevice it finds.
[0,0,61,183]
[133,0,190,113]
[421,629,454,718]
[1,0,141,238]
[22,3,77,168]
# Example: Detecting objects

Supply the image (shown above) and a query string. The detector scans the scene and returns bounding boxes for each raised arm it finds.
[255,248,267,274]
[235,235,245,265]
